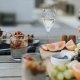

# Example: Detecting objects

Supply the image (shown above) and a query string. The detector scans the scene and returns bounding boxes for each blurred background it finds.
[0,0,80,39]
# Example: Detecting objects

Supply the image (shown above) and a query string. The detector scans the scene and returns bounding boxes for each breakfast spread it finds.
[40,39,80,80]
[22,56,46,80]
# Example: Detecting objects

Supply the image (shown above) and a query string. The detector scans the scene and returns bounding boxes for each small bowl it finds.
[50,50,75,65]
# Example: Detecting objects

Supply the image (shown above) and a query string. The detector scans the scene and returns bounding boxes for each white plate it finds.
[2,39,10,44]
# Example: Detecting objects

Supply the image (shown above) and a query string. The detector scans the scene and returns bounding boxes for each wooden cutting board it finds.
[39,48,76,80]
[39,48,60,59]
[45,60,76,80]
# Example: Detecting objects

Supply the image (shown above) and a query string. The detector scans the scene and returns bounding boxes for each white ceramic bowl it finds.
[50,50,76,65]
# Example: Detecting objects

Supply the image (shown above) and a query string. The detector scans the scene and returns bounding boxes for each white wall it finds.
[0,0,35,23]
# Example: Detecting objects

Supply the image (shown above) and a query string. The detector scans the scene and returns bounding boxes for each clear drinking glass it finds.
[10,35,28,61]
[0,30,12,44]
[42,9,56,43]
[22,53,46,80]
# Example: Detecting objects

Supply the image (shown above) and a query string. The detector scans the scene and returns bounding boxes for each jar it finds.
[10,35,28,59]
[22,53,46,80]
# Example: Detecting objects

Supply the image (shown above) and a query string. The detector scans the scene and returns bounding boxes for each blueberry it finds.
[63,55,68,59]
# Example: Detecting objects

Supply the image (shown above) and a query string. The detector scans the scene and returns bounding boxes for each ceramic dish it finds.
[50,50,76,65]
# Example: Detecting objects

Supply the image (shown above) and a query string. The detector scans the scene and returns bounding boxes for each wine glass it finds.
[42,9,56,43]
[78,9,80,40]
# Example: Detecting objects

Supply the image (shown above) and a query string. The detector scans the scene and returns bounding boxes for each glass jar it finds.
[22,53,46,80]
[10,35,28,60]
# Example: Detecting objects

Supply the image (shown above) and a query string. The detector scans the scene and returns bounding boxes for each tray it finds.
[39,48,76,80]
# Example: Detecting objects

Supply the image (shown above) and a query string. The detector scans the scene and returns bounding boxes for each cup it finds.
[10,35,28,60]
[22,53,46,80]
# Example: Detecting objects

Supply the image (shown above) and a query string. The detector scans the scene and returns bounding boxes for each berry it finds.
[15,32,17,35]
[26,56,33,61]
[63,55,68,59]
[15,42,21,47]
[31,34,34,38]
[17,31,21,35]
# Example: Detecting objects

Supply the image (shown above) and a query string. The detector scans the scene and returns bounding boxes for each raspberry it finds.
[26,56,33,61]
[17,31,21,35]
[15,42,21,47]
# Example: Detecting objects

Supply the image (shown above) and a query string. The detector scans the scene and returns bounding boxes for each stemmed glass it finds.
[78,9,80,40]
[42,9,56,43]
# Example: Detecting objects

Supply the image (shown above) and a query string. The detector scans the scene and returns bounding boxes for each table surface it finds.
[39,48,76,80]
[0,56,22,80]
[0,35,79,80]
[0,55,51,80]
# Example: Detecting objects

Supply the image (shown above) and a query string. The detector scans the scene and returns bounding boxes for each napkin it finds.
[0,43,10,55]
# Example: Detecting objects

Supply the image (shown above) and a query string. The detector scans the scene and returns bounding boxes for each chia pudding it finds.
[10,31,28,59]
[22,55,46,80]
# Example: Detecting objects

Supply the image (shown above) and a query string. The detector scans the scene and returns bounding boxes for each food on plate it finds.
[57,72,64,80]
[57,64,66,71]
[53,55,68,59]
[75,43,80,54]
[10,31,28,58]
[63,70,72,79]
[46,43,57,51]
[22,56,46,80]
[41,45,48,51]
[75,48,79,54]
[57,41,65,50]
[77,43,80,48]
[42,40,76,52]
[42,41,65,52]
[66,39,76,51]
[72,63,80,80]
[51,60,78,80]
[67,60,78,69]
